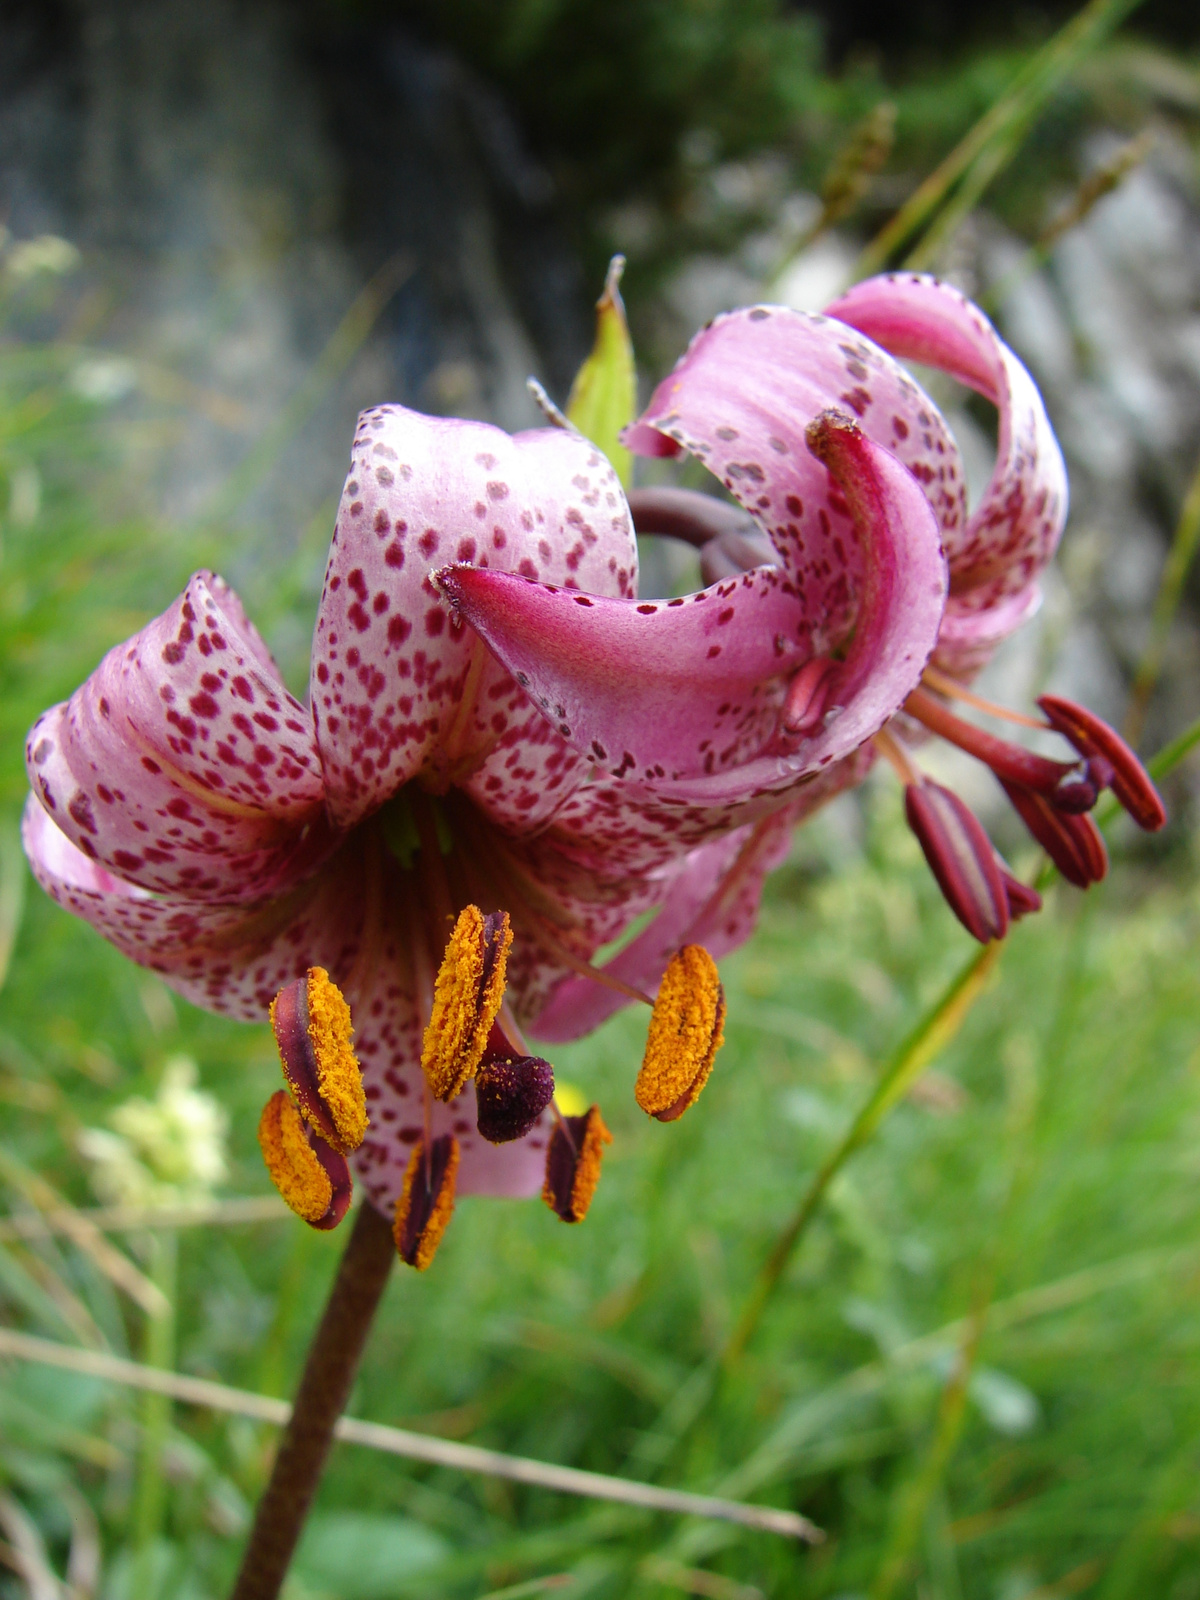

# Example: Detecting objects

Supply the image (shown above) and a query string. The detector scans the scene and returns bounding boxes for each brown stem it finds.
[229,1201,395,1600]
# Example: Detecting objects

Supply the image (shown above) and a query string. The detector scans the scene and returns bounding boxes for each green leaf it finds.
[566,256,635,489]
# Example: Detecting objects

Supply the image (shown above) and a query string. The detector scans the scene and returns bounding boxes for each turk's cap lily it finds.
[19,402,648,1216]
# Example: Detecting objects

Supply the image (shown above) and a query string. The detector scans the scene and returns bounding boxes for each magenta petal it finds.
[825,273,1068,673]
[623,302,964,640]
[441,412,945,806]
[24,573,329,904]
[311,405,637,830]
[533,808,797,1043]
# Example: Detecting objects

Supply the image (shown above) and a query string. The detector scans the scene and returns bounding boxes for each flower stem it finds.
[229,1200,395,1600]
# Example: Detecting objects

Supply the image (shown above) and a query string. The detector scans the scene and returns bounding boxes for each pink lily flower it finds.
[441,274,1165,950]
[22,412,657,1215]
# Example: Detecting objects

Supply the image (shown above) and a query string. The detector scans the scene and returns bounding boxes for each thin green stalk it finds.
[980,129,1155,313]
[722,943,1001,1367]
[132,1229,177,1591]
[195,253,413,529]
[1124,451,1200,744]
[853,0,1145,280]
[872,941,1045,1599]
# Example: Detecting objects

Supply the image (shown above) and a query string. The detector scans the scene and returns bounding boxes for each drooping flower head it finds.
[23,269,1164,1264]
[445,273,1164,950]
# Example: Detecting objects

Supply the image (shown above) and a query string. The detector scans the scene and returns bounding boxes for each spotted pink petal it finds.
[532,810,792,1042]
[312,405,637,830]
[24,798,547,1201]
[440,413,945,806]
[25,574,330,905]
[825,273,1068,673]
[625,300,964,654]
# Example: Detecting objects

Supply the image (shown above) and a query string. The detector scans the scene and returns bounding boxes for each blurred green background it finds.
[2,2,1200,1597]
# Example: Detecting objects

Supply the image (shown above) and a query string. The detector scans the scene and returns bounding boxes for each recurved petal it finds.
[440,413,945,807]
[25,798,551,1204]
[311,405,637,830]
[625,301,965,641]
[22,798,362,1021]
[25,573,329,904]
[825,273,1068,664]
[531,808,795,1043]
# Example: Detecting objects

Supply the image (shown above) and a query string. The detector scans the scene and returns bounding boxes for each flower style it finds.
[441,273,1164,949]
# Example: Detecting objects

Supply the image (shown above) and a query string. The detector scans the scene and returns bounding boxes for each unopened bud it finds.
[542,1106,612,1223]
[475,1050,555,1144]
[257,1090,352,1231]
[421,906,513,1101]
[636,946,726,1121]
[394,1135,459,1270]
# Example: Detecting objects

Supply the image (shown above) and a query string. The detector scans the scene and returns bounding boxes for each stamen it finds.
[874,726,923,786]
[636,945,726,1121]
[905,781,1009,944]
[1000,779,1109,888]
[270,968,367,1156]
[905,686,1077,796]
[782,657,837,736]
[542,1106,612,1223]
[921,665,1046,729]
[522,913,654,1006]
[1038,694,1166,831]
[394,1134,459,1270]
[1000,866,1042,921]
[257,1090,352,1231]
[421,905,513,1102]
[475,1044,556,1144]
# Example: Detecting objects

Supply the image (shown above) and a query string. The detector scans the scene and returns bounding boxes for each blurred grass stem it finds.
[853,0,1145,280]
[723,943,1001,1366]
[132,1228,176,1590]
[1124,449,1200,744]
[0,1327,821,1541]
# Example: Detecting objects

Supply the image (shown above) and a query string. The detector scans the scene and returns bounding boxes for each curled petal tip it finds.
[905,781,1009,944]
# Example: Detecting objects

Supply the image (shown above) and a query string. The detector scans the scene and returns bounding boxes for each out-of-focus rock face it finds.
[0,0,585,648]
[982,137,1200,756]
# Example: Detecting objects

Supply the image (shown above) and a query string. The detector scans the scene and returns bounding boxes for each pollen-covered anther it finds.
[421,906,513,1102]
[393,1134,459,1271]
[635,945,727,1121]
[905,780,1009,945]
[257,1090,352,1231]
[475,1049,555,1144]
[270,967,366,1156]
[542,1106,612,1223]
